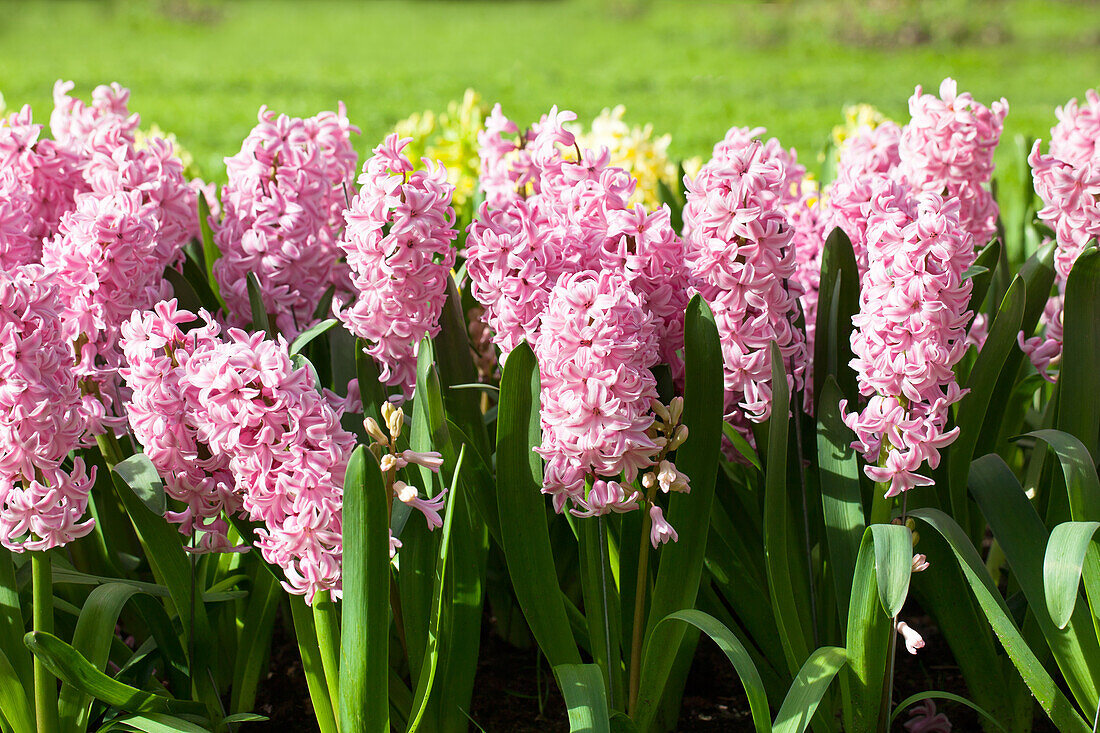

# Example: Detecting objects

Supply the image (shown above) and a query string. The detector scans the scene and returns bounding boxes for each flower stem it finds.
[32,551,59,733]
[313,590,342,711]
[627,484,659,715]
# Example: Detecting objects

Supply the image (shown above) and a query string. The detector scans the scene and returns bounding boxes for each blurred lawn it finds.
[1,0,1098,179]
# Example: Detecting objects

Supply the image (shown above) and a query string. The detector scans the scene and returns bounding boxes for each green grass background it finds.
[1,0,1098,179]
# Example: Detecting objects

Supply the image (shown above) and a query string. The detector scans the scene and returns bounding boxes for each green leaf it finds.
[968,455,1100,715]
[110,457,219,714]
[813,227,860,406]
[100,712,212,733]
[634,296,724,730]
[434,275,491,458]
[289,318,338,355]
[1058,248,1100,455]
[113,453,166,517]
[0,646,34,733]
[495,342,581,670]
[339,445,391,733]
[890,691,1007,732]
[0,551,31,712]
[1027,430,1100,522]
[910,507,1091,732]
[60,582,143,732]
[23,632,207,717]
[288,597,337,733]
[556,663,612,733]
[772,646,847,733]
[230,567,281,713]
[947,275,1025,525]
[722,422,762,472]
[407,447,466,732]
[649,610,770,733]
[844,527,895,733]
[965,239,1001,329]
[1044,521,1100,629]
[197,193,226,312]
[976,241,1056,458]
[312,285,337,323]
[245,272,273,337]
[870,523,913,619]
[763,343,811,676]
[355,337,387,422]
[816,376,864,626]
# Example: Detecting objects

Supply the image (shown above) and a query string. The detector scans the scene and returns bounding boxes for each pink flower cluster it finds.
[465,106,689,369]
[213,105,359,337]
[121,300,354,600]
[0,266,94,551]
[897,78,1007,247]
[841,183,975,497]
[1022,90,1100,377]
[683,126,808,427]
[533,270,660,514]
[0,81,199,433]
[337,133,457,398]
[120,301,239,552]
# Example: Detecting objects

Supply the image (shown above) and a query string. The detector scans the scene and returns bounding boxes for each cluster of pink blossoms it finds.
[213,106,359,337]
[1022,89,1100,377]
[897,78,1008,247]
[683,126,808,430]
[0,266,95,551]
[841,182,976,497]
[119,301,238,552]
[466,106,689,369]
[120,299,446,600]
[0,81,199,433]
[533,270,661,514]
[336,134,457,398]
[121,301,353,599]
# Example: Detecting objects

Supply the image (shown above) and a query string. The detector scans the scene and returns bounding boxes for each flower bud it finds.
[896,620,924,655]
[668,424,688,451]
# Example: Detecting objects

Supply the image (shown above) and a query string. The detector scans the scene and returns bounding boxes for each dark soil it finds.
[253,608,1058,732]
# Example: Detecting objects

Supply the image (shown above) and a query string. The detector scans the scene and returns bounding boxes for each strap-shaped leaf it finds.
[890,691,1007,732]
[651,609,771,733]
[947,275,1025,524]
[813,227,860,406]
[59,582,144,731]
[772,646,847,733]
[407,447,465,732]
[495,342,580,669]
[339,445,391,733]
[968,455,1100,716]
[0,644,34,733]
[289,318,338,355]
[870,523,913,618]
[556,663,612,733]
[844,527,894,733]
[816,376,864,625]
[634,296,724,729]
[910,508,1091,732]
[763,343,811,675]
[197,193,226,312]
[23,632,207,717]
[113,453,166,517]
[1045,521,1100,629]
[1058,248,1100,456]
[245,272,273,337]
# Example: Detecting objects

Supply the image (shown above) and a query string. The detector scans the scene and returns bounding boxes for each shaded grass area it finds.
[1,0,1098,179]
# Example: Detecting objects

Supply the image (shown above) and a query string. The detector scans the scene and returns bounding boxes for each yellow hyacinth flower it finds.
[831,103,892,154]
[395,89,485,216]
[571,105,678,209]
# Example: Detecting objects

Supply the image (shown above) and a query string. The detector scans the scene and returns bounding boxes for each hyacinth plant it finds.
[0,76,1099,733]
